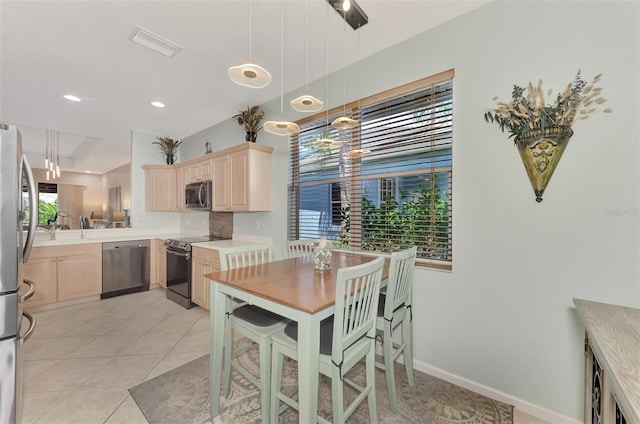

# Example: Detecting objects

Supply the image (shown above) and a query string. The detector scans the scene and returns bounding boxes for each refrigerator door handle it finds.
[21,155,37,263]
[19,311,36,344]
[19,279,35,303]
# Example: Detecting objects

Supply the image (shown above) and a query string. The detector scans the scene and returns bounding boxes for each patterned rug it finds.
[130,342,513,424]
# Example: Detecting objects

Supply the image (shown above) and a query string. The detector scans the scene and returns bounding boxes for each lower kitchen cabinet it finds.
[22,244,102,306]
[155,240,167,288]
[191,247,220,310]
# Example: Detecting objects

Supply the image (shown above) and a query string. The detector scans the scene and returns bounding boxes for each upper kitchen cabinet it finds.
[143,165,177,211]
[212,143,273,212]
[188,159,213,184]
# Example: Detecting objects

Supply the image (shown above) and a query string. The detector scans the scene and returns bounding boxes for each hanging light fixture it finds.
[55,131,61,177]
[45,129,61,180]
[331,8,358,130]
[291,0,323,113]
[346,23,370,158]
[264,0,300,136]
[314,5,341,150]
[228,0,272,88]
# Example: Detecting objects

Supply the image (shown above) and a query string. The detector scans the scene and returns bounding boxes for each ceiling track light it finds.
[229,0,272,88]
[326,0,368,30]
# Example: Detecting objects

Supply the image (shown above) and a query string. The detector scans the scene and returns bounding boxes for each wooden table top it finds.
[205,251,388,314]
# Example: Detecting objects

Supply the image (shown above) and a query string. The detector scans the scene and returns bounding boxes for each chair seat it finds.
[283,317,335,355]
[234,305,285,327]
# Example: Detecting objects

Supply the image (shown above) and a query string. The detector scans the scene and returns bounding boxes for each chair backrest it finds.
[284,238,319,259]
[219,244,272,271]
[383,247,417,320]
[332,256,385,361]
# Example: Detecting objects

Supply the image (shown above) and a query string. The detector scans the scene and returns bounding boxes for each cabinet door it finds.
[175,168,186,211]
[156,245,167,288]
[229,151,249,210]
[191,256,210,309]
[200,160,213,180]
[57,253,102,301]
[212,156,229,211]
[146,168,176,211]
[21,257,57,307]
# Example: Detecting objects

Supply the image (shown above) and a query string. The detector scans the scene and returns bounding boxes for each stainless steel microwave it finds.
[185,181,212,210]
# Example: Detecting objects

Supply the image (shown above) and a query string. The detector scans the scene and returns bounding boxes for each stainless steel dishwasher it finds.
[101,239,150,298]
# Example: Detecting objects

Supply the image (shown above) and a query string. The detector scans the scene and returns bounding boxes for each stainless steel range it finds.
[165,236,227,308]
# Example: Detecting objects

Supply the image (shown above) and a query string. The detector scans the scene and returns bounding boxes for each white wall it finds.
[172,1,639,420]
[101,162,131,211]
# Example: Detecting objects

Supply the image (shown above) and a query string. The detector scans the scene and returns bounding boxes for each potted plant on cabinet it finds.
[153,137,182,164]
[232,105,265,142]
[484,71,611,202]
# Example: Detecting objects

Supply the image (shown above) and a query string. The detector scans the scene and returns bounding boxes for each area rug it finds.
[130,342,513,424]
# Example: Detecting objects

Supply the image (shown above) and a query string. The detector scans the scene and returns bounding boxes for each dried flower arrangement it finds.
[153,137,182,164]
[484,71,612,139]
[232,105,265,134]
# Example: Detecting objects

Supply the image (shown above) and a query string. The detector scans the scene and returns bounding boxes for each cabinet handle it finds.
[51,258,56,262]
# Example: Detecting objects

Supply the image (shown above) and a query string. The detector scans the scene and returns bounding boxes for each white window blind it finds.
[288,70,453,270]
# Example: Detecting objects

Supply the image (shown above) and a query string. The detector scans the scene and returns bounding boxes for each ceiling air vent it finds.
[128,25,182,58]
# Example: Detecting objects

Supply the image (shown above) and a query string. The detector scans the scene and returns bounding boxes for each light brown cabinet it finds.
[22,244,102,306]
[143,165,177,211]
[150,239,167,288]
[212,144,272,212]
[191,247,220,310]
[143,143,272,213]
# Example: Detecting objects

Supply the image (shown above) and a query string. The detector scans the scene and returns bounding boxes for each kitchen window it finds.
[288,69,453,270]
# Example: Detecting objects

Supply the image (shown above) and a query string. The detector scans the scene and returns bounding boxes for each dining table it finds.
[206,250,389,423]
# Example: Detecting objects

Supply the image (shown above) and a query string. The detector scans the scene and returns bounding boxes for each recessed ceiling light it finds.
[63,94,81,102]
[151,101,165,108]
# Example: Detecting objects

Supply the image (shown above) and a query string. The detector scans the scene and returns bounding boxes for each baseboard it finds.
[411,358,582,424]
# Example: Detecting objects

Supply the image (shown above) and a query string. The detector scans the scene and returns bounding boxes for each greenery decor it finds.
[153,137,182,164]
[232,105,265,142]
[484,71,611,139]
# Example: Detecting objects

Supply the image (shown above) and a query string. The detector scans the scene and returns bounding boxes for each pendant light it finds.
[314,5,341,150]
[331,8,358,130]
[228,0,272,88]
[346,23,370,158]
[264,0,300,136]
[291,0,323,113]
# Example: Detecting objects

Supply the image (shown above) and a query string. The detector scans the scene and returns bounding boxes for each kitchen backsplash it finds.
[209,211,233,239]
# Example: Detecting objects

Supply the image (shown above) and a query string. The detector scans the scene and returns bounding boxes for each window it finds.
[37,183,58,226]
[288,70,454,270]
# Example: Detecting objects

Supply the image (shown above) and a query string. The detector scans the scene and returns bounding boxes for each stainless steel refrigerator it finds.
[0,123,38,424]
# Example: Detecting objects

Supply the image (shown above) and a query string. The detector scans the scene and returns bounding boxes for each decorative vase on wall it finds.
[514,126,573,202]
[165,154,175,165]
[245,132,257,143]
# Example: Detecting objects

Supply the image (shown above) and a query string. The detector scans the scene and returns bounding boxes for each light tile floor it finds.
[21,287,549,424]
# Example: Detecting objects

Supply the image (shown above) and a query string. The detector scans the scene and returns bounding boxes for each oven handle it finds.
[167,249,190,260]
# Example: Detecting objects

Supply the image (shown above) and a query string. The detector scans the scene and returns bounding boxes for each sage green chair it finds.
[283,238,319,259]
[219,244,287,424]
[375,246,417,413]
[270,256,385,424]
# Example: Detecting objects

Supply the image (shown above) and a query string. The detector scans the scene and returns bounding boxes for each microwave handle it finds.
[198,183,205,207]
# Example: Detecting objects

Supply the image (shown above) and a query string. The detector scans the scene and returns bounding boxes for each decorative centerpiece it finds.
[232,105,265,143]
[484,71,611,202]
[153,137,182,165]
[314,237,332,271]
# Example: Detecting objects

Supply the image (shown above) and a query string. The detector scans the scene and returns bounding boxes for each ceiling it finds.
[0,0,489,175]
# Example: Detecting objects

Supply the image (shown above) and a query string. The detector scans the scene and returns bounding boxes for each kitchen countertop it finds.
[32,228,205,247]
[191,240,267,251]
[574,298,640,422]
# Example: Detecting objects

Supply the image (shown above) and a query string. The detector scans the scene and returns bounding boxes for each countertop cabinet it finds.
[191,247,220,310]
[574,299,639,424]
[22,244,102,306]
[150,239,167,288]
[143,165,177,211]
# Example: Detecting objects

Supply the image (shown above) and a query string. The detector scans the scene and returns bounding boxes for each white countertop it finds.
[31,228,205,247]
[191,240,267,251]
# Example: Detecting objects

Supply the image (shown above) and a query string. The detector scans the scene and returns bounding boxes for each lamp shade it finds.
[291,95,324,112]
[90,211,104,220]
[346,148,371,158]
[331,116,358,129]
[313,138,342,149]
[228,63,272,88]
[263,120,300,136]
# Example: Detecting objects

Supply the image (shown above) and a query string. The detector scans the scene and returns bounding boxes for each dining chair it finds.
[283,238,319,258]
[375,246,417,413]
[270,256,385,424]
[218,244,287,424]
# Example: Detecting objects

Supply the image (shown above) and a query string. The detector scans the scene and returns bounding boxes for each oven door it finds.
[166,248,191,299]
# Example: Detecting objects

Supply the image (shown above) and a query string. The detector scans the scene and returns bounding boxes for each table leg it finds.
[296,314,320,423]
[209,279,226,419]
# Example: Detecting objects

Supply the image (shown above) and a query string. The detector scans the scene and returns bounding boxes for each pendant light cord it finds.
[305,0,309,93]
[279,0,284,118]
[248,0,252,61]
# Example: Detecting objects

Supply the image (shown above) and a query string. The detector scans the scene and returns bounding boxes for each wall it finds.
[175,1,639,421]
[101,162,131,212]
